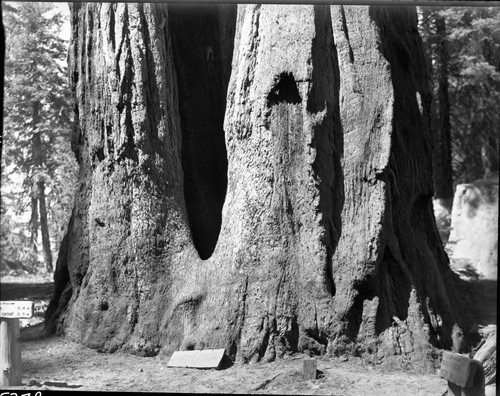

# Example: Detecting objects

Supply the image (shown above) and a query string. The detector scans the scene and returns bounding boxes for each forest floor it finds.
[8,335,451,394]
[0,259,496,394]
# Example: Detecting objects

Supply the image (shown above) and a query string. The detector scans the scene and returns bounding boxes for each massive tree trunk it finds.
[47,3,465,370]
[330,5,464,366]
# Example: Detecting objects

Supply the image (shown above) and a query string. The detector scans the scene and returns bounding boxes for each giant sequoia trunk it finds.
[47,3,465,370]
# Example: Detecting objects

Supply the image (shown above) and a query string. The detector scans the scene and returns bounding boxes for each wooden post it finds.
[0,318,21,386]
[303,358,317,380]
[439,351,486,396]
[0,301,34,387]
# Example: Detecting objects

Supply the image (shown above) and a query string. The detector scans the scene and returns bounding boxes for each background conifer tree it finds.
[1,2,77,273]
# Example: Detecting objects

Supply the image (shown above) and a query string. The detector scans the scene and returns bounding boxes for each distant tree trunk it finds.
[29,121,42,254]
[37,179,53,272]
[432,14,454,210]
[30,99,53,271]
[47,3,464,370]
[481,133,499,178]
[29,194,38,253]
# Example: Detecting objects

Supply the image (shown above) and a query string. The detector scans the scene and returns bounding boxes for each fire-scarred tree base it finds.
[46,3,467,371]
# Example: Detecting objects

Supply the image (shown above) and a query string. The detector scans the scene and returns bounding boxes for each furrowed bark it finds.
[330,6,462,369]
[47,4,465,370]
[195,4,344,362]
[48,3,199,354]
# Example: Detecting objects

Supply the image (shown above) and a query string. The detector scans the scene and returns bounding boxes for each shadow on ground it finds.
[451,265,497,350]
[0,282,54,300]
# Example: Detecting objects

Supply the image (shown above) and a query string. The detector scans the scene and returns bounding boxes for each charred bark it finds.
[47,4,465,370]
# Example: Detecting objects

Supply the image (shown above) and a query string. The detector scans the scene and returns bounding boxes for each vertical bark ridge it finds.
[374,6,461,356]
[330,5,394,353]
[49,3,202,355]
[329,5,463,370]
[309,5,344,300]
[189,4,343,363]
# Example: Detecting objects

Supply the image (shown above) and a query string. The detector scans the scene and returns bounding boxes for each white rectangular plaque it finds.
[0,301,34,319]
[167,349,226,369]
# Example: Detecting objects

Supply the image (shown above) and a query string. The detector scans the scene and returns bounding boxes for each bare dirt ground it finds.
[13,331,450,394]
[0,269,496,394]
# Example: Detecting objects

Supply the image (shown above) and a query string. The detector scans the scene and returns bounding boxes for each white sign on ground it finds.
[167,349,226,369]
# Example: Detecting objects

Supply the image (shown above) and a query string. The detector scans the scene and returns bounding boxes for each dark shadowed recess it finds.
[308,4,345,300]
[44,211,73,334]
[168,4,237,259]
[266,72,302,106]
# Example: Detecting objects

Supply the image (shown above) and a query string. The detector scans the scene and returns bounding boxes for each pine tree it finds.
[419,7,500,186]
[1,2,77,273]
[446,7,500,182]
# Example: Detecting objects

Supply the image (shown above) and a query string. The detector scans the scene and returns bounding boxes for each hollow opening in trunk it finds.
[170,5,235,260]
[267,72,302,106]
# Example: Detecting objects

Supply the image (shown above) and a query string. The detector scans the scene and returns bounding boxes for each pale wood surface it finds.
[1,318,22,386]
[439,351,471,387]
[303,358,317,380]
[474,328,496,385]
[166,349,226,369]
